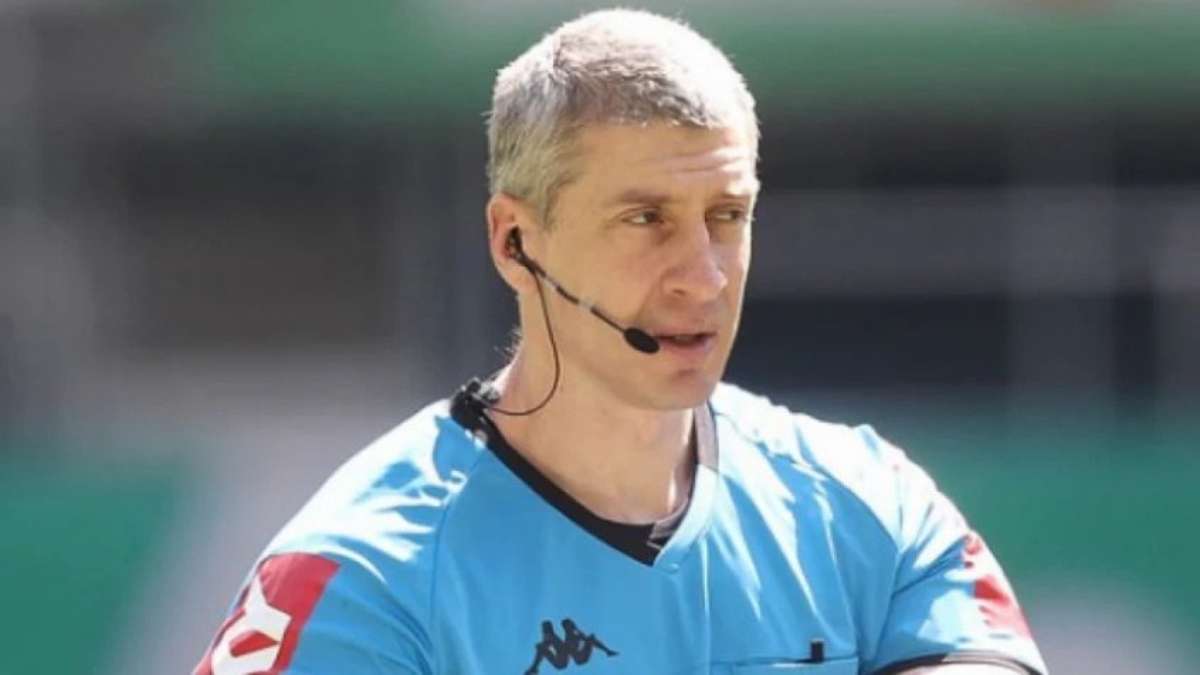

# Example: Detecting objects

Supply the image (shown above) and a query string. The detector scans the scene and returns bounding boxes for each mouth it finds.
[657,332,715,347]
[654,331,718,357]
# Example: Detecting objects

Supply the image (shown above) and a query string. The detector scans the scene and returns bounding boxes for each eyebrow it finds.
[604,187,757,208]
[605,189,672,208]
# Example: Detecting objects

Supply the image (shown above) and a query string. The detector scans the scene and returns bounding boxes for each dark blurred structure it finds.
[4,2,1198,425]
[1,3,1197,674]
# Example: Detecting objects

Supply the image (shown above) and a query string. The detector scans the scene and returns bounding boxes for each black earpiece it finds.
[480,223,660,416]
[506,228,530,267]
[504,225,659,357]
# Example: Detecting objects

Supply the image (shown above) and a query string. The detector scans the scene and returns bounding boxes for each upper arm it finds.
[838,427,1047,675]
[193,551,433,674]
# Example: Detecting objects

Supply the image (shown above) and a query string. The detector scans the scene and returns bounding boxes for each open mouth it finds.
[658,332,714,347]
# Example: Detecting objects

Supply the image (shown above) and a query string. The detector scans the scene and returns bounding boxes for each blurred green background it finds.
[2,2,1197,674]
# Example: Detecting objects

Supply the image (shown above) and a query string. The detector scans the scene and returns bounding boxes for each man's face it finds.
[533,122,758,411]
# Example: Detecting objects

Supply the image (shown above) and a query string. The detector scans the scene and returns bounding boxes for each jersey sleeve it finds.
[789,412,1049,675]
[849,427,1048,675]
[193,550,433,674]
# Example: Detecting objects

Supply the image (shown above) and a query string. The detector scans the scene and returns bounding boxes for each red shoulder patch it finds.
[963,531,1034,639]
[194,553,340,675]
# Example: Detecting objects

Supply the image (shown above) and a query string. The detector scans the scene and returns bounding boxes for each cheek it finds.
[721,241,751,287]
[736,228,752,264]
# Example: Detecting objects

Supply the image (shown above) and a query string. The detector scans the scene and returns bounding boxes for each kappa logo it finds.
[194,553,340,675]
[525,618,618,674]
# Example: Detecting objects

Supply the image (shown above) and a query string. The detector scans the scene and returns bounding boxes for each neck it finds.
[489,351,696,524]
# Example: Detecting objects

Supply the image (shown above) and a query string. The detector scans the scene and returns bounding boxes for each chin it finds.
[638,369,722,411]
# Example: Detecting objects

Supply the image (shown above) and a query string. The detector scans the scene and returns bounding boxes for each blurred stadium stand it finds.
[1,2,1197,674]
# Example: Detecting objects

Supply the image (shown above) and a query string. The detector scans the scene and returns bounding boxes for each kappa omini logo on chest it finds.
[523,618,618,674]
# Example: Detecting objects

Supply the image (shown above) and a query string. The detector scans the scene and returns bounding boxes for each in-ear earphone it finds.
[472,227,659,417]
[505,228,659,355]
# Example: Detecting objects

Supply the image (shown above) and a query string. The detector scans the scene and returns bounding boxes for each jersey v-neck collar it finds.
[448,380,719,570]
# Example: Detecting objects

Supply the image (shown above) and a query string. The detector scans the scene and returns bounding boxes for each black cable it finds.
[474,264,562,417]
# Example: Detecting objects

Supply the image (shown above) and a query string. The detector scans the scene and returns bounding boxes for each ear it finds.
[486,192,541,295]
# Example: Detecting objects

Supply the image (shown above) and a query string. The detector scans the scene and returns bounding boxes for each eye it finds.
[625,209,664,226]
[709,206,749,224]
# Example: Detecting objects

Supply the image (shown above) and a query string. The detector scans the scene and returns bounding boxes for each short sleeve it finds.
[193,551,432,674]
[854,429,1048,675]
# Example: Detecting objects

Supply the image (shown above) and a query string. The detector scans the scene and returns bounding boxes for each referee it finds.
[196,9,1047,674]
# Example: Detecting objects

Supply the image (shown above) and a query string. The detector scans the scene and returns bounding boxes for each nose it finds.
[663,224,729,302]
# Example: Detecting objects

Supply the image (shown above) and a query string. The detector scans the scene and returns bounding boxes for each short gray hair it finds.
[486,9,759,228]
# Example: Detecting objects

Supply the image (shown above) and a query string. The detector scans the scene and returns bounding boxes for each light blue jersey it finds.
[196,383,1046,674]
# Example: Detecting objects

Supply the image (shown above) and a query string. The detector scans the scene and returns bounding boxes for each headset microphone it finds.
[470,228,660,417]
[506,229,660,355]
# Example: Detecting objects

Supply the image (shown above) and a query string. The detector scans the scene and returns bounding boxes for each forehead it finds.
[570,123,759,202]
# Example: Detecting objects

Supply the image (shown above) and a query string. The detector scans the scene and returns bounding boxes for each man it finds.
[195,9,1047,674]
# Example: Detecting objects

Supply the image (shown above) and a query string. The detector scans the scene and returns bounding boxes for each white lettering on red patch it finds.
[194,553,340,675]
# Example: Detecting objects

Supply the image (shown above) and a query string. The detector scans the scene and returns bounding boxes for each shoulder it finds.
[709,385,1044,675]
[710,382,947,547]
[257,398,493,616]
[198,400,493,673]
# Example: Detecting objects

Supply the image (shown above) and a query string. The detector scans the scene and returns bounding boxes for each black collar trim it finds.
[449,378,713,567]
